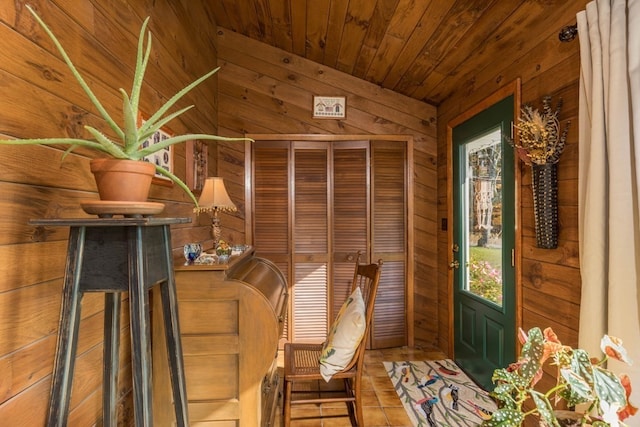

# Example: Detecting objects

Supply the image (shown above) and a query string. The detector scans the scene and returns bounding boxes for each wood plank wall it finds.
[436,0,587,364]
[0,0,590,422]
[214,29,440,347]
[0,1,219,424]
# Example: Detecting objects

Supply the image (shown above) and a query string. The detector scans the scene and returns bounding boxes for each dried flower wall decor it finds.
[511,95,571,249]
[512,96,570,165]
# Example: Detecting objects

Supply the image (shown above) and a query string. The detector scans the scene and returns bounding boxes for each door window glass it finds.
[464,128,503,306]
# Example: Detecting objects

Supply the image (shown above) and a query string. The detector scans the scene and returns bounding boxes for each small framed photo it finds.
[138,113,173,186]
[313,96,346,119]
[186,139,208,193]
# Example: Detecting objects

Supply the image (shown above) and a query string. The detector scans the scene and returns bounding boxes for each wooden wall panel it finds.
[437,1,588,355]
[0,1,220,424]
[215,29,439,348]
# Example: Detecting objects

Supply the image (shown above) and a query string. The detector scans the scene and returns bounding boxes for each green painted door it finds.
[452,95,516,390]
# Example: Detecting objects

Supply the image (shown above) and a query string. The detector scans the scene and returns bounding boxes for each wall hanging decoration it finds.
[138,112,174,186]
[512,95,570,249]
[313,96,346,119]
[186,139,208,192]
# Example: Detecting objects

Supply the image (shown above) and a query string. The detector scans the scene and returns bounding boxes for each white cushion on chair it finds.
[319,287,366,381]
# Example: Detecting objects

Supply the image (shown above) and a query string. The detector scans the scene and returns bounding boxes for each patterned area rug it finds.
[384,359,497,427]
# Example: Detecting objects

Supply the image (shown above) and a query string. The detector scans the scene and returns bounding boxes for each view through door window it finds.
[464,128,503,306]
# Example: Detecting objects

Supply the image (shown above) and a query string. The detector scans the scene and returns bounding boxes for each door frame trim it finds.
[445,79,522,356]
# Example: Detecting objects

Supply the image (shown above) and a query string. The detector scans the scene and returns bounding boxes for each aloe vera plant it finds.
[0,5,248,205]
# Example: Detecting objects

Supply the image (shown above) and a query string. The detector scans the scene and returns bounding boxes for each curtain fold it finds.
[578,1,640,421]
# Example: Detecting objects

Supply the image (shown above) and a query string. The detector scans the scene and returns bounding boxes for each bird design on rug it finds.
[466,400,493,420]
[417,374,441,388]
[400,366,412,383]
[435,361,459,376]
[415,396,438,427]
[443,384,460,410]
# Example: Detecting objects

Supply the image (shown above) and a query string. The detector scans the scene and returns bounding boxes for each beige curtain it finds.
[578,0,640,420]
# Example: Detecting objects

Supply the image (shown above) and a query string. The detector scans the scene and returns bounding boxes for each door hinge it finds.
[511,249,515,267]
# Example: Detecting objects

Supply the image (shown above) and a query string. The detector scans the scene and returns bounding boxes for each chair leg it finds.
[283,379,291,427]
[353,378,364,427]
[355,392,364,427]
[346,402,357,426]
[343,378,357,426]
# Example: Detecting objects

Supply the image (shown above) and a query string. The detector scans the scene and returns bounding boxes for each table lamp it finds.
[194,177,237,245]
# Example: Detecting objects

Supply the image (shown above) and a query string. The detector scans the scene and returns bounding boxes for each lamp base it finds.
[210,216,221,246]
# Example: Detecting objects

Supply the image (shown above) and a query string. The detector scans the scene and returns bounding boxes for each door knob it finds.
[449,260,460,269]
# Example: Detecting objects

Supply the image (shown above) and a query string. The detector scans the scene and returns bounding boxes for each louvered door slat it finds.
[373,143,406,253]
[253,142,291,342]
[332,146,368,319]
[292,263,328,342]
[294,149,328,253]
[254,144,289,254]
[371,141,407,348]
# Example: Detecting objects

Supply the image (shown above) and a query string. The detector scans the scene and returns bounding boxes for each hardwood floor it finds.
[274,346,448,426]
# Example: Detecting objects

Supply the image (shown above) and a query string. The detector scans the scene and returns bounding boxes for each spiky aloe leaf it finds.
[134,134,252,160]
[61,144,81,159]
[0,137,104,151]
[26,5,124,141]
[136,106,195,148]
[139,67,220,136]
[129,17,152,116]
[120,89,138,151]
[83,126,128,158]
[152,165,198,206]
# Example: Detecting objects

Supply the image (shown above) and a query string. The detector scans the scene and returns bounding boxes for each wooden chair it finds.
[282,252,383,426]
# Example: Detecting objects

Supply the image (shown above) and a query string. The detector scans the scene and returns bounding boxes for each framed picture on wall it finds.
[312,96,346,119]
[186,139,208,193]
[138,113,173,186]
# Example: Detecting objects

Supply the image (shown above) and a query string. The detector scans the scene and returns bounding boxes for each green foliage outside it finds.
[468,246,502,304]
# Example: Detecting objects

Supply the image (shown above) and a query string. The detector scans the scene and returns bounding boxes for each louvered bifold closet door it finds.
[292,142,329,343]
[331,142,369,319]
[252,138,408,349]
[371,140,407,348]
[253,141,291,341]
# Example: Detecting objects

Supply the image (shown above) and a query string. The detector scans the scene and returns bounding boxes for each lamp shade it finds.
[195,177,237,213]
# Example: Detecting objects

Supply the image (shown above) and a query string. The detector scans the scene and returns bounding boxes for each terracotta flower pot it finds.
[90,158,156,202]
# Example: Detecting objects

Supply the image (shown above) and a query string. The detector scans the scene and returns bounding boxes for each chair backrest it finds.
[341,251,383,373]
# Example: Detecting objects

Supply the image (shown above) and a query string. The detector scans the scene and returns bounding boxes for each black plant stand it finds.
[31,217,190,427]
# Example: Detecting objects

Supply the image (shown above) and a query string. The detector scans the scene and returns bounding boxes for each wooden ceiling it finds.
[209,0,580,106]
